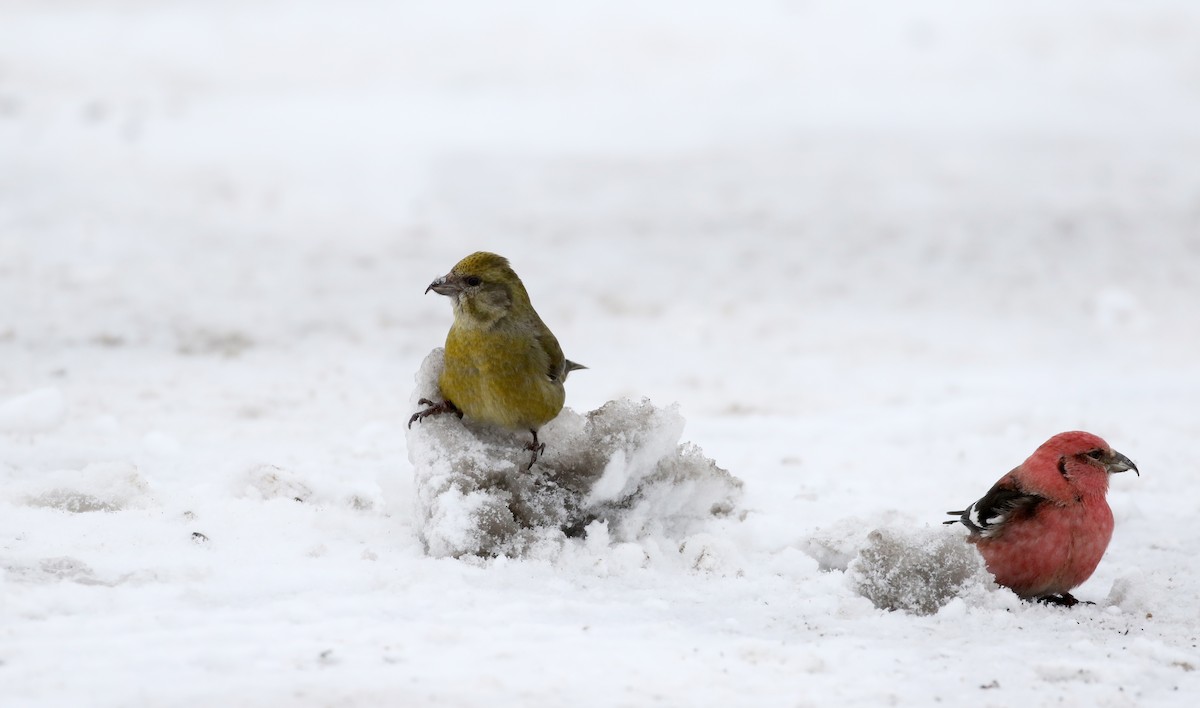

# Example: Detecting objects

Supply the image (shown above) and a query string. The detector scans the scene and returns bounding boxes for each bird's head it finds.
[426,252,531,327]
[1032,431,1138,499]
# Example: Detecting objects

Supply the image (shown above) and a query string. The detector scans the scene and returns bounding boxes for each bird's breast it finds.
[439,327,565,430]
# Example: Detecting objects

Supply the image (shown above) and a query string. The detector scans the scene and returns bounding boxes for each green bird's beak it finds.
[425,275,461,296]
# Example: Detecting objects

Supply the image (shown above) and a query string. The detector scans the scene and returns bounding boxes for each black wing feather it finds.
[944,480,1047,538]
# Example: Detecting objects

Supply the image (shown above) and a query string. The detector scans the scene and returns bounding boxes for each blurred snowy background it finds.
[3,1,1200,706]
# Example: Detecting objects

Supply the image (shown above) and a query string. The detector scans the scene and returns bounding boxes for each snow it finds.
[849,525,994,616]
[0,388,66,433]
[407,348,742,558]
[3,0,1200,706]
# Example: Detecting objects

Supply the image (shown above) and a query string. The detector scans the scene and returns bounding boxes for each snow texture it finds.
[408,348,743,557]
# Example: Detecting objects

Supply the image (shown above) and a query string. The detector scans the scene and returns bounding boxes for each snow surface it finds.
[4,0,1200,706]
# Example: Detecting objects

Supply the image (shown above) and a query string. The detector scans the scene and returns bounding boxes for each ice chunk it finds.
[406,349,743,558]
[848,525,993,615]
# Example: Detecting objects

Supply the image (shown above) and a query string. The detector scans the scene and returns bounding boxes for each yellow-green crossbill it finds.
[408,252,585,468]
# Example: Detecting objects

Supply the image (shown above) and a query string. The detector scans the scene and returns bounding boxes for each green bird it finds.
[409,252,585,468]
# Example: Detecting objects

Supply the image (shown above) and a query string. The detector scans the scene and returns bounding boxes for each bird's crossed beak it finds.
[1105,449,1139,476]
[425,274,461,296]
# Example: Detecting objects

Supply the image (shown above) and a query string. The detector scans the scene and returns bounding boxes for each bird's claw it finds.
[1036,592,1093,608]
[407,399,462,428]
[523,440,546,470]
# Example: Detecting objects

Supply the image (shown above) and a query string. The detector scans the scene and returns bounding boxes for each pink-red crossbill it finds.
[409,252,584,468]
[946,431,1138,605]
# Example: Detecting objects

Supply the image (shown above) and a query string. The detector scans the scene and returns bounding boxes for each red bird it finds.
[945,431,1138,606]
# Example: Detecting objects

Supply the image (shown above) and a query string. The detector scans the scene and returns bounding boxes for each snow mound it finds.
[237,464,314,502]
[0,387,66,433]
[12,462,154,513]
[848,525,994,615]
[406,349,744,558]
[800,517,876,572]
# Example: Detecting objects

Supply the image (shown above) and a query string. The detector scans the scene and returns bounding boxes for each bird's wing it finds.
[537,329,568,382]
[945,473,1048,538]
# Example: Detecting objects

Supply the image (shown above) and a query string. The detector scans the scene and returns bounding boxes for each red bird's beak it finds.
[425,275,461,296]
[1105,450,1139,476]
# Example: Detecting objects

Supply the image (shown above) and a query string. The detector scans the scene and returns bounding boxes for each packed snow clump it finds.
[406,349,744,558]
[848,525,995,615]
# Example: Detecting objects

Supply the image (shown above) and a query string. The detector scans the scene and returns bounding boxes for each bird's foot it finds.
[523,441,546,470]
[523,430,546,470]
[407,398,462,428]
[1036,592,1093,608]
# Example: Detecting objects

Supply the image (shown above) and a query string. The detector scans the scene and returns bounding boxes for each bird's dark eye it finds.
[464,276,483,287]
[1085,449,1105,461]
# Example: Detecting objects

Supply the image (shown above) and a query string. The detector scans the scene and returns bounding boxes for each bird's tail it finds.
[563,360,587,381]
